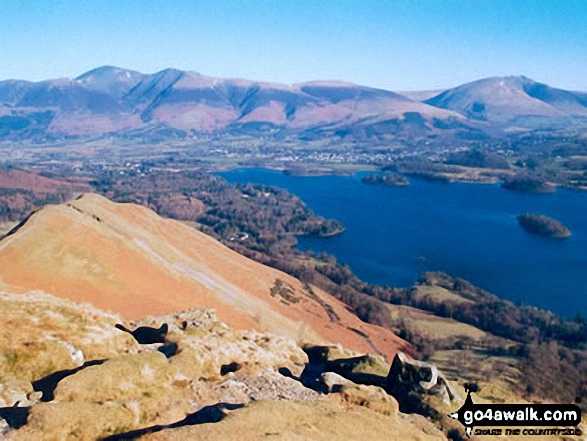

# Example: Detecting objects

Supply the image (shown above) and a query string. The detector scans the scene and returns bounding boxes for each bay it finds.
[218,168,587,317]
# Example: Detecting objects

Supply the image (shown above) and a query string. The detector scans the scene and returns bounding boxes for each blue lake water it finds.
[218,168,587,317]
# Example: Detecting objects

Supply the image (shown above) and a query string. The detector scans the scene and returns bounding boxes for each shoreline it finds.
[214,163,587,192]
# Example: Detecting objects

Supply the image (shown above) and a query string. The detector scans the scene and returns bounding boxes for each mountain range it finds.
[1,66,586,140]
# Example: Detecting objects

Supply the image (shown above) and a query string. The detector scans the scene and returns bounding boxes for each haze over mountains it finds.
[1,66,586,141]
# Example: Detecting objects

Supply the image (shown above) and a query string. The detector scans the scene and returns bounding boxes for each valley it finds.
[1,164,585,439]
[1,67,587,440]
[3,0,587,438]
[1,67,587,196]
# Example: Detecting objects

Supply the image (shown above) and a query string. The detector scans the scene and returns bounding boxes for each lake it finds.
[218,168,587,317]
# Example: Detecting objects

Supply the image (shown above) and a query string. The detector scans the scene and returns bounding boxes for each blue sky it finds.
[0,0,585,91]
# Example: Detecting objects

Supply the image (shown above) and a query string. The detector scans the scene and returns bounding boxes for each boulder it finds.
[333,383,400,416]
[319,372,353,393]
[386,352,460,407]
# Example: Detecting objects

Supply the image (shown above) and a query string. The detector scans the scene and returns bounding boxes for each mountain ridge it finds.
[0,66,465,139]
[1,66,586,140]
[0,193,409,361]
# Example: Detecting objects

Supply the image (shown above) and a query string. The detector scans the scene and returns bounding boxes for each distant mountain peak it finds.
[499,74,534,82]
[424,75,587,121]
[297,80,359,88]
[157,67,187,76]
[75,65,142,81]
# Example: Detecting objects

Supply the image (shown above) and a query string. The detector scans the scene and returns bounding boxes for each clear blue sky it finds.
[1,0,586,91]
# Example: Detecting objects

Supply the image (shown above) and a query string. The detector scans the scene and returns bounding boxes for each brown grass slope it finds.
[0,193,408,361]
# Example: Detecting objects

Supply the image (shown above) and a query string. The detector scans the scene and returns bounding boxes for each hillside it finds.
[0,193,465,440]
[0,167,91,222]
[1,195,585,439]
[0,193,408,361]
[2,288,583,440]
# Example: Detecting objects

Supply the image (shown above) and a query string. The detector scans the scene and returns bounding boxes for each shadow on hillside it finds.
[157,341,179,358]
[0,402,30,429]
[99,402,245,440]
[280,346,451,418]
[0,209,38,241]
[114,322,180,358]
[32,359,107,402]
[114,323,168,345]
[279,345,387,393]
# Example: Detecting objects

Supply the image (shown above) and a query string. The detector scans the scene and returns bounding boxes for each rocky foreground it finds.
[0,289,449,440]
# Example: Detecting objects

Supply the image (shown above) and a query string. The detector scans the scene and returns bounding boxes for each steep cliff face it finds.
[0,193,409,361]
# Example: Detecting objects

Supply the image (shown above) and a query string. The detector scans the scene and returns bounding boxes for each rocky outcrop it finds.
[289,345,393,393]
[0,291,446,440]
[331,383,399,416]
[0,290,140,387]
[294,346,459,422]
[319,372,352,393]
[0,291,308,439]
[386,352,460,412]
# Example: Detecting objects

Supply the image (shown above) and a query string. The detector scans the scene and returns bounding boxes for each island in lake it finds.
[517,213,571,239]
[503,174,555,194]
[361,173,409,186]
